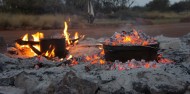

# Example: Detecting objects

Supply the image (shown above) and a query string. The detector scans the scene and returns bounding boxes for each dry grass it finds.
[0,13,85,30]
[142,11,190,19]
[0,12,189,30]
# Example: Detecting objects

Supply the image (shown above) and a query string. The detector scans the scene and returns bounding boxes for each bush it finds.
[0,13,85,30]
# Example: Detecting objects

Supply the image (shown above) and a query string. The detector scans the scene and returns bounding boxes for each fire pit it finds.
[103,29,159,62]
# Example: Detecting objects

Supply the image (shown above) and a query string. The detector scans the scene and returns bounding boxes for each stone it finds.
[32,81,55,94]
[55,71,98,94]
[0,86,25,94]
[14,72,39,94]
[0,76,15,86]
[0,36,6,53]
[132,69,188,94]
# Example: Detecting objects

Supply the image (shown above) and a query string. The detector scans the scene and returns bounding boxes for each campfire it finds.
[10,25,173,69]
[2,22,190,94]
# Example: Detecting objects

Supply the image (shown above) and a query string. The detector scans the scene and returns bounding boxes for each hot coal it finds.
[103,29,159,62]
[104,29,158,46]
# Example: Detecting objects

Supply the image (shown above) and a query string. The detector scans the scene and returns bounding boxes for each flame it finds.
[32,32,44,42]
[32,32,44,51]
[15,34,36,57]
[16,32,45,57]
[74,32,79,44]
[44,45,55,58]
[22,34,29,41]
[63,22,70,45]
[66,55,73,60]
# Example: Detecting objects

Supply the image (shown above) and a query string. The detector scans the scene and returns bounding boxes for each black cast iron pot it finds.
[103,43,159,62]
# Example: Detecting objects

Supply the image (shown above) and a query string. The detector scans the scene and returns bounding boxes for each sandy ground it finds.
[0,22,190,44]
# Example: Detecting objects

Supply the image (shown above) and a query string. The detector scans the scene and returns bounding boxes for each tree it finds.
[170,0,190,12]
[146,0,170,12]
[2,0,64,14]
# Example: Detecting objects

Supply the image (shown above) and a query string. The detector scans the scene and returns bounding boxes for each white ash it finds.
[0,55,190,94]
[156,35,190,62]
[0,53,18,64]
[0,86,25,94]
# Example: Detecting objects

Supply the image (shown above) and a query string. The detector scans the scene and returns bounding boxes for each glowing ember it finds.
[100,59,105,65]
[158,54,173,64]
[85,56,91,61]
[70,59,78,66]
[144,63,150,69]
[100,50,105,55]
[105,29,158,46]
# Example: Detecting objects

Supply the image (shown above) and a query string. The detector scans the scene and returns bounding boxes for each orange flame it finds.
[22,34,29,41]
[19,34,29,48]
[32,32,44,52]
[66,55,73,60]
[44,45,55,58]
[16,34,36,57]
[63,22,70,45]
[74,32,79,44]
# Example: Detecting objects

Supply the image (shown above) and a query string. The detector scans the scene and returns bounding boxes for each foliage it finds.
[0,0,135,14]
[0,13,85,29]
[1,0,65,14]
[170,0,190,12]
[145,0,170,12]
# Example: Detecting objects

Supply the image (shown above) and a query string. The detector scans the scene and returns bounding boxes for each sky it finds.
[134,0,181,6]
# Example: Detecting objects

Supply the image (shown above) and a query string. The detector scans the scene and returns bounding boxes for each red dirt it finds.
[0,23,190,44]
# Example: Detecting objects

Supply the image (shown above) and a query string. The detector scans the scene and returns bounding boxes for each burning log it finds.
[15,39,39,45]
